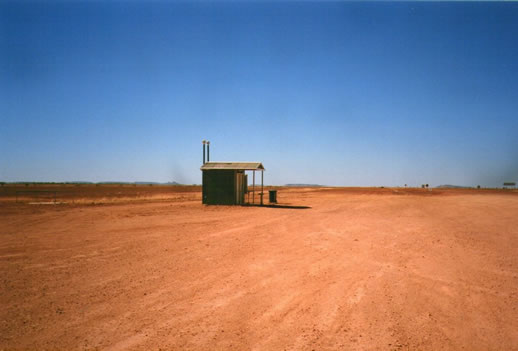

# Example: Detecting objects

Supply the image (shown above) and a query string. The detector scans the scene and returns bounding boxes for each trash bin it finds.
[269,190,277,203]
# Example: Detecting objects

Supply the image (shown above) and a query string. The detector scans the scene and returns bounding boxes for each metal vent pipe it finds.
[202,140,206,164]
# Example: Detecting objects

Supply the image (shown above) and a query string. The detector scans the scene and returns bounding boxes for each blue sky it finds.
[1,1,517,186]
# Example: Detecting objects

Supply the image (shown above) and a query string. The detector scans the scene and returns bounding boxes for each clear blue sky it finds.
[1,1,517,187]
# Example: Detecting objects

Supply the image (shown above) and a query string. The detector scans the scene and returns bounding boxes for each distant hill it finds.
[93,181,184,185]
[436,184,473,189]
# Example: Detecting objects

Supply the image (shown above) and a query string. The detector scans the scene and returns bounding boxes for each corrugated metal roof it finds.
[200,162,265,171]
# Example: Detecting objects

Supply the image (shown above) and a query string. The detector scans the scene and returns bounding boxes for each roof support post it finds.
[253,170,255,204]
[261,170,264,206]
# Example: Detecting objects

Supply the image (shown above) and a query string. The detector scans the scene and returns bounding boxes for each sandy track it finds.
[1,188,517,350]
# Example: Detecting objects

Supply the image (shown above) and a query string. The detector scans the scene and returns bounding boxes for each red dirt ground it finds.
[1,185,517,350]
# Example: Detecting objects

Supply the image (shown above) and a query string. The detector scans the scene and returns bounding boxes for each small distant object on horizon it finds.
[503,182,516,188]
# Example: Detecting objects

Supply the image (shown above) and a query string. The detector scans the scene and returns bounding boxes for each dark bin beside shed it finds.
[269,190,277,203]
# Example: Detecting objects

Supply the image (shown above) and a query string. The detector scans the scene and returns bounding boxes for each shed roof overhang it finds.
[200,162,265,171]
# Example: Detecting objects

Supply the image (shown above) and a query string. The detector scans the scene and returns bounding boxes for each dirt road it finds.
[1,187,517,350]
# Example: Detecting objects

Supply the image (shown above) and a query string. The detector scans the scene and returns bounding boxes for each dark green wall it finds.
[202,170,236,205]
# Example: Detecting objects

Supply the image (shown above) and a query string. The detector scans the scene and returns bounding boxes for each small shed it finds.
[200,162,265,205]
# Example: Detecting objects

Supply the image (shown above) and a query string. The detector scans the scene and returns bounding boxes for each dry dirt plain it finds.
[1,185,518,350]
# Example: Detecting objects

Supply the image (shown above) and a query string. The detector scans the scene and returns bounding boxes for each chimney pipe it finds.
[202,140,206,164]
[207,141,210,162]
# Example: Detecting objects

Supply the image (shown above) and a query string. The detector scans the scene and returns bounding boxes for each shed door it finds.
[235,172,245,205]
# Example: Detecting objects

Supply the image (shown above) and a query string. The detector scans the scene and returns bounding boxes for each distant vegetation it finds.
[285,184,323,187]
[1,181,185,185]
